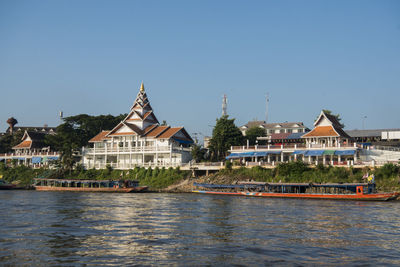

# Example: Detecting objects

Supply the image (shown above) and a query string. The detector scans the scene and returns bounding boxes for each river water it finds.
[1,191,400,266]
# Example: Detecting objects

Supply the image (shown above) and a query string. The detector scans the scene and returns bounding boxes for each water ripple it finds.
[1,191,400,266]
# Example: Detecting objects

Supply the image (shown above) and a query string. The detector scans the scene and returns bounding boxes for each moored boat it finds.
[193,182,399,201]
[33,178,148,193]
[0,179,17,190]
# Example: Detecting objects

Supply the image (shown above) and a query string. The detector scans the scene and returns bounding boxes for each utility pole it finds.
[362,116,367,130]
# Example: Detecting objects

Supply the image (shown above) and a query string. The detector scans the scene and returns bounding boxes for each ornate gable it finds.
[124,82,159,131]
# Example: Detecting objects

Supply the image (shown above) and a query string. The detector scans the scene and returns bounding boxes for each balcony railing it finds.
[231,142,359,151]
[0,151,60,158]
[83,161,185,170]
[84,145,191,154]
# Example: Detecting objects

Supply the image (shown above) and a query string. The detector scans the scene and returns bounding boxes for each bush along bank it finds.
[205,161,400,193]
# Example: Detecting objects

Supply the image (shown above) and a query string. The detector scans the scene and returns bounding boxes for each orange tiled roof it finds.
[143,124,158,135]
[107,132,136,136]
[302,126,339,137]
[157,127,183,139]
[13,140,32,149]
[88,131,111,142]
[145,126,169,137]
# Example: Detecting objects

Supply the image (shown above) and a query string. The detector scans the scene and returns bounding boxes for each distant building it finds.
[6,125,56,135]
[228,110,363,166]
[203,136,211,149]
[82,83,194,169]
[345,129,400,147]
[240,121,309,136]
[0,130,60,167]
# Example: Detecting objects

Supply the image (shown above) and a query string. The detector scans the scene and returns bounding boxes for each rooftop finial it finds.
[140,82,145,92]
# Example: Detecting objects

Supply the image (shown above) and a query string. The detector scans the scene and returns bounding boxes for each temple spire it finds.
[140,82,145,92]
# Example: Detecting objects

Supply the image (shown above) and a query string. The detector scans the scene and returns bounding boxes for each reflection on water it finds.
[1,191,400,266]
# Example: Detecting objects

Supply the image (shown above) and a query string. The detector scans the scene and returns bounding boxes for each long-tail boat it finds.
[193,182,399,201]
[33,178,148,193]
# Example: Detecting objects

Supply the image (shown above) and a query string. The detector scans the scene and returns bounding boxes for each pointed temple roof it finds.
[13,131,49,149]
[106,83,159,137]
[302,110,351,139]
[88,83,193,143]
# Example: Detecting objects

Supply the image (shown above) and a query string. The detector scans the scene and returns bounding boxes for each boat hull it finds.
[193,190,399,201]
[34,186,148,193]
[0,184,17,190]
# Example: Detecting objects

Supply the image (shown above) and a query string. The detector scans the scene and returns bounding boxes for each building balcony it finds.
[83,161,186,170]
[0,151,60,159]
[83,145,191,155]
[230,142,360,152]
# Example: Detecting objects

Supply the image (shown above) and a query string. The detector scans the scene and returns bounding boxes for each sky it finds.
[1,0,400,138]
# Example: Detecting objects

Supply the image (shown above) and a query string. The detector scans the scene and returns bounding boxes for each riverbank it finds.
[165,162,400,193]
[1,162,400,193]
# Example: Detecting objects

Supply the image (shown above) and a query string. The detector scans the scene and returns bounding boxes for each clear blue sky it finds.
[1,0,399,138]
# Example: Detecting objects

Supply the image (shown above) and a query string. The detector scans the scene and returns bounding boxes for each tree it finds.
[317,109,345,128]
[0,131,24,153]
[45,113,127,171]
[245,126,266,145]
[191,144,207,162]
[208,115,244,161]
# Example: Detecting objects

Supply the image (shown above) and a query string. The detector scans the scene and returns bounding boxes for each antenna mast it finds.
[265,93,269,123]
[222,94,227,116]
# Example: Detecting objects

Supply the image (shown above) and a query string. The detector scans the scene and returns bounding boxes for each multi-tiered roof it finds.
[89,83,193,143]
[302,110,351,139]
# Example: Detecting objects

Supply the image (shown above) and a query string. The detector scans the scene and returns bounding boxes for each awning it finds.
[292,150,306,155]
[267,151,282,154]
[173,138,194,144]
[226,151,269,159]
[334,150,356,156]
[226,153,241,159]
[32,157,42,164]
[323,150,335,155]
[253,151,268,157]
[287,133,305,139]
[305,150,325,156]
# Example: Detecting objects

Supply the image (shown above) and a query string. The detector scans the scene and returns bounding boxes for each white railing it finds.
[86,146,172,154]
[84,161,185,170]
[230,142,358,152]
[0,151,60,158]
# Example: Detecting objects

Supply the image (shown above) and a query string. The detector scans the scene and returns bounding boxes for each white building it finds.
[240,121,309,136]
[82,83,193,169]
